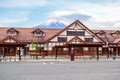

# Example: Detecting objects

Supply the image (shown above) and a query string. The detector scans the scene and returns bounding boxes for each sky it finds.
[0,0,120,30]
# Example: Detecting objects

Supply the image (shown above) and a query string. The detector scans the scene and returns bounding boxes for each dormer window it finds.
[99,32,105,36]
[7,28,19,35]
[32,29,45,36]
[111,31,120,36]
[97,30,106,36]
[34,31,42,35]
[8,30,17,34]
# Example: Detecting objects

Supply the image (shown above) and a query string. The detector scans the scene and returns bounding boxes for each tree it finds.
[31,42,40,59]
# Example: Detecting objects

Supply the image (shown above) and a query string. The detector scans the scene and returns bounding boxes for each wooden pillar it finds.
[107,47,109,59]
[96,47,99,60]
[113,48,116,56]
[68,46,70,56]
[109,47,111,56]
[81,47,84,56]
[60,48,63,55]
[101,47,103,55]
[111,48,113,55]
[116,48,118,56]
[18,47,21,60]
[88,47,91,56]
[92,47,95,58]
[118,48,120,56]
[55,48,58,59]
[89,47,91,59]
[3,47,5,57]
[117,48,119,56]
[104,47,106,55]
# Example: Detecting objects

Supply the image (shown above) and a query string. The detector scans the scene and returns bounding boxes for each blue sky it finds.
[0,0,120,29]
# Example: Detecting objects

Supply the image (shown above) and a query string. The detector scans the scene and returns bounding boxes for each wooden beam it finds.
[18,47,21,60]
[55,48,58,59]
[96,47,99,60]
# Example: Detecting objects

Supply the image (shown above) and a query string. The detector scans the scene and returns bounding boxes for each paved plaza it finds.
[0,61,120,80]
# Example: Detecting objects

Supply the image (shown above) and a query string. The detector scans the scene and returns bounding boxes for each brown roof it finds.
[92,30,120,43]
[92,30,116,34]
[0,27,61,43]
[0,26,120,44]
[113,38,120,43]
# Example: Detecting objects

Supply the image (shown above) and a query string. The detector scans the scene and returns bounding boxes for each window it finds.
[98,32,105,36]
[8,30,17,34]
[58,37,67,42]
[115,32,120,36]
[33,29,45,36]
[7,28,18,35]
[67,31,85,36]
[33,31,45,36]
[112,32,120,36]
[85,38,93,42]
[34,31,43,35]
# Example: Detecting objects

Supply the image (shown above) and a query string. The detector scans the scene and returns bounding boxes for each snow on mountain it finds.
[34,20,66,29]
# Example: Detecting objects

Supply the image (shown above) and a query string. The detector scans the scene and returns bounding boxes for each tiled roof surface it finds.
[0,28,61,43]
[0,27,120,44]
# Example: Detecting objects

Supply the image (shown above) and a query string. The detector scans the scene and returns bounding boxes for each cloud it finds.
[0,18,27,23]
[46,0,120,30]
[0,24,3,27]
[0,0,120,29]
[0,11,28,23]
[63,13,91,22]
[0,11,29,27]
[0,17,28,27]
[47,11,91,24]
[0,0,47,8]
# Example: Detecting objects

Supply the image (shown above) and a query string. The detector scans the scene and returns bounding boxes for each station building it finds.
[0,20,120,59]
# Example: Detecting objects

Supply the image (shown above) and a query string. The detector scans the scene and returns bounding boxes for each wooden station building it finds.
[0,20,120,59]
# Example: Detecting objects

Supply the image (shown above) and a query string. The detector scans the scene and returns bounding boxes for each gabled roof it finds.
[65,36,86,45]
[95,30,106,34]
[32,28,44,33]
[111,30,120,34]
[7,28,19,33]
[0,27,61,43]
[46,20,106,44]
[1,20,120,45]
[0,36,20,43]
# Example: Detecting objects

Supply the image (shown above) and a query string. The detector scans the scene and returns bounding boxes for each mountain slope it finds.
[34,21,66,29]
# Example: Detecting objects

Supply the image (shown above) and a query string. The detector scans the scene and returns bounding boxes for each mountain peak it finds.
[34,20,66,29]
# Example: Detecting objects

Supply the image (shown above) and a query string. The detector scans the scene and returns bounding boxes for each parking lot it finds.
[0,61,120,80]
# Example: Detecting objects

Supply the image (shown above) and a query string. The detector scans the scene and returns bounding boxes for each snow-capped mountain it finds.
[34,20,66,29]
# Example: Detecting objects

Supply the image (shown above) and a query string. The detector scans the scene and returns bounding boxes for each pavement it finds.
[0,55,120,63]
[0,60,120,80]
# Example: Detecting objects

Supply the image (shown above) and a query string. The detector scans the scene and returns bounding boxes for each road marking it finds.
[43,62,47,65]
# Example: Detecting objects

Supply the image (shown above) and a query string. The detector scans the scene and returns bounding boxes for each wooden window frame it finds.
[67,31,85,36]
[85,38,93,42]
[58,37,67,42]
